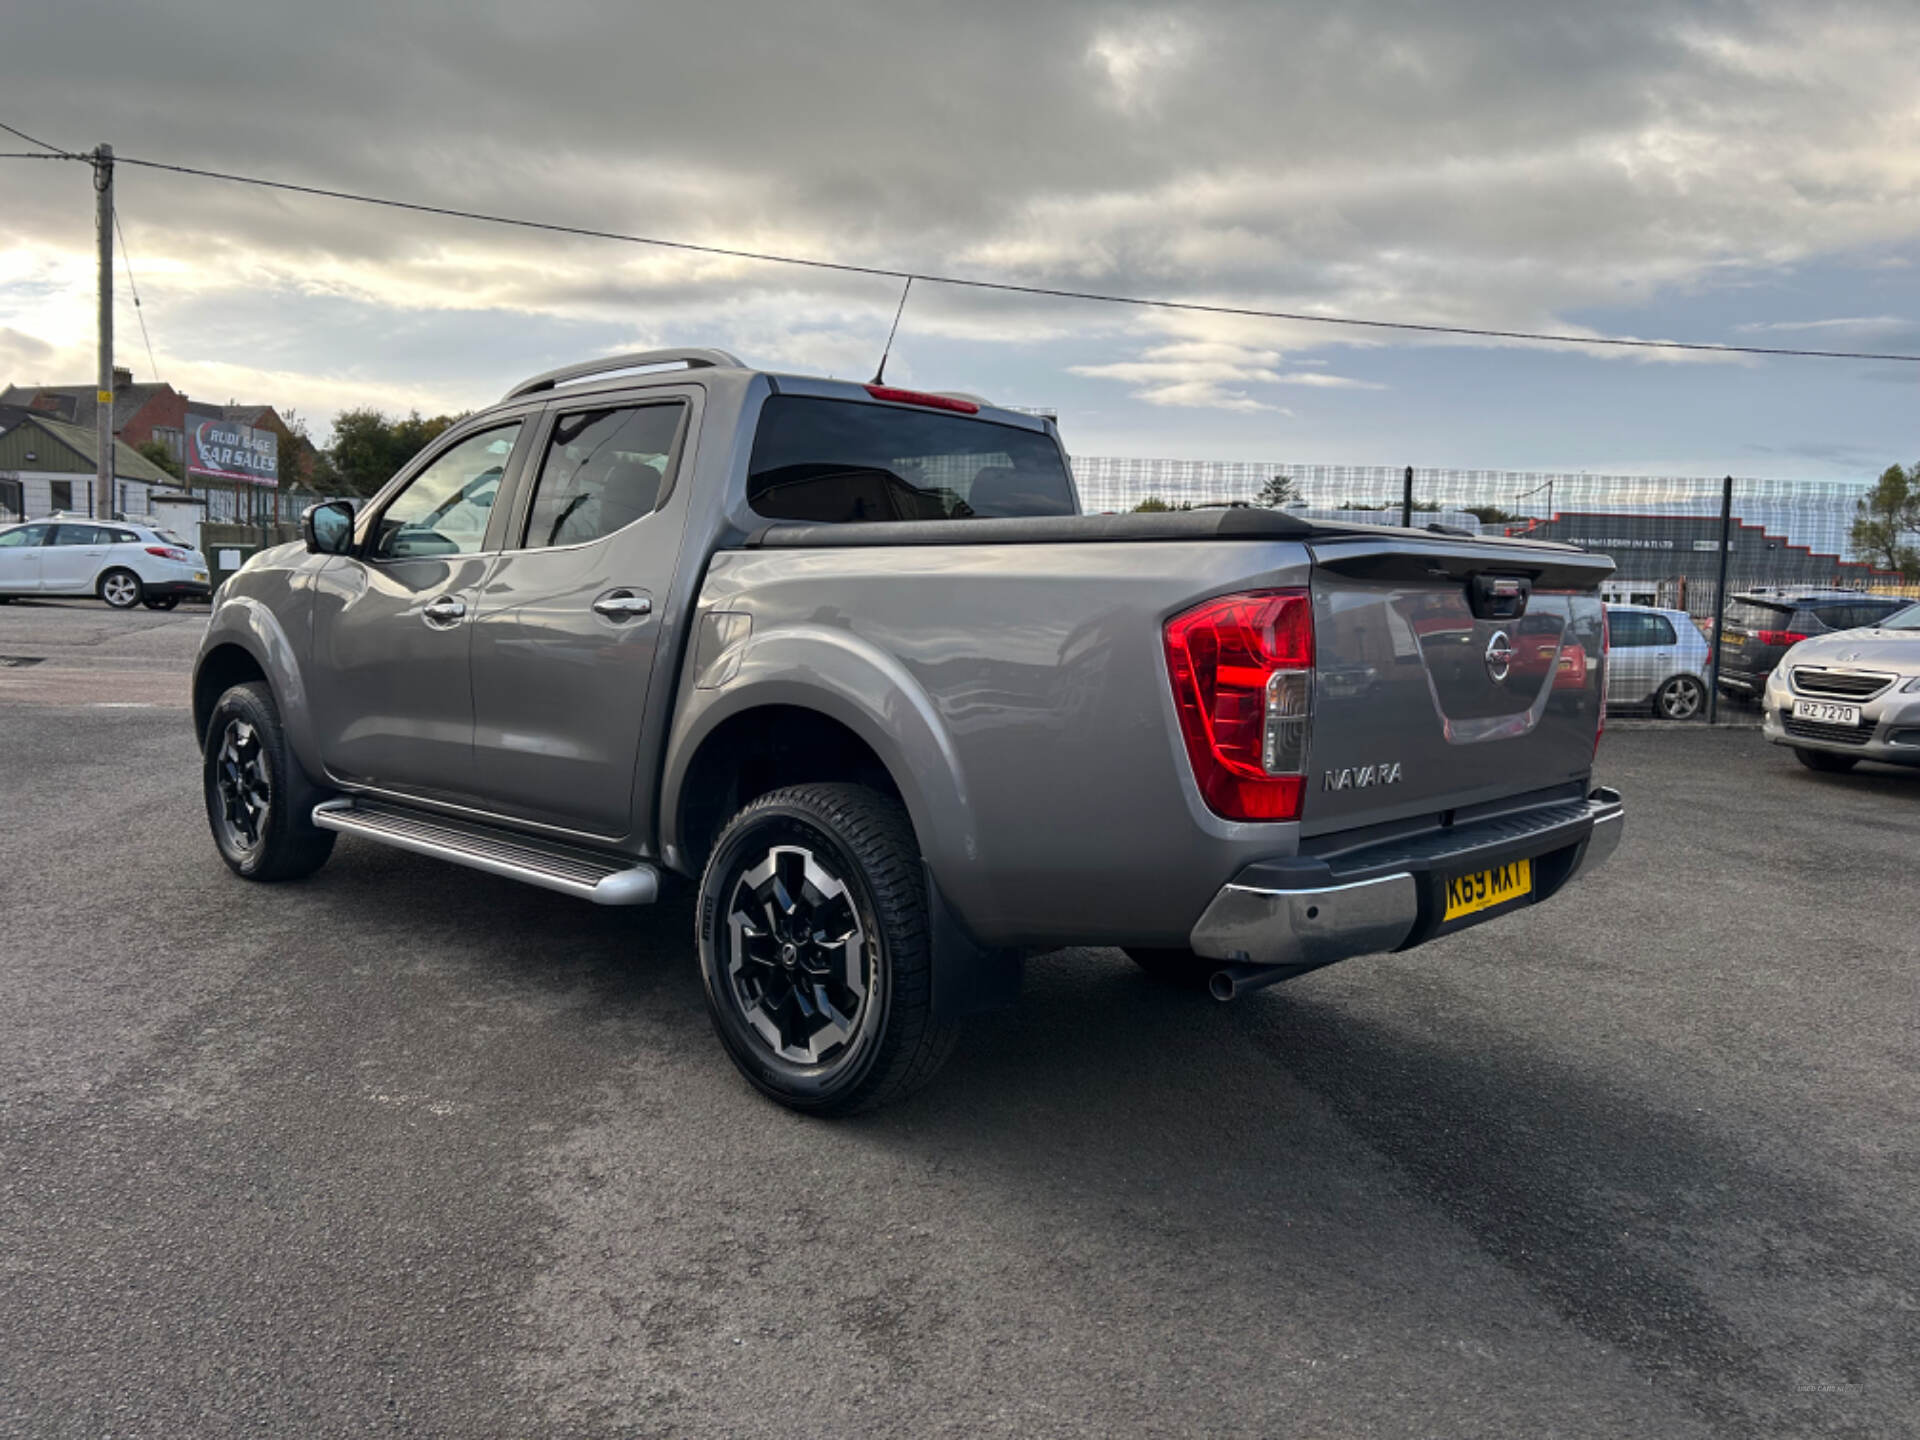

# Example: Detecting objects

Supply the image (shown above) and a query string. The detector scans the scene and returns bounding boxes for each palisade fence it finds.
[1071,457,1920,625]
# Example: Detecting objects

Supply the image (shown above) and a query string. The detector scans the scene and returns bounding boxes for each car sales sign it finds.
[186,416,278,487]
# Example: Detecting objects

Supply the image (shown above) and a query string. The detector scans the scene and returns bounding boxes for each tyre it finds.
[697,783,958,1115]
[202,681,337,881]
[1655,674,1705,720]
[142,595,181,611]
[98,568,143,610]
[1123,946,1221,989]
[1795,747,1858,774]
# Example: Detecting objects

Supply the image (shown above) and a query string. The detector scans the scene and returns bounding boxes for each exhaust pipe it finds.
[1209,961,1311,1002]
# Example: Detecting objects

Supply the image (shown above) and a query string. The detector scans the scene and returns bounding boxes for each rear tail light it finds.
[1163,589,1312,821]
[145,545,188,562]
[1753,629,1809,647]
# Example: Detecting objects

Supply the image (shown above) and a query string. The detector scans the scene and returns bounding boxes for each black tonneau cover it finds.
[746,511,1607,587]
[748,509,1590,551]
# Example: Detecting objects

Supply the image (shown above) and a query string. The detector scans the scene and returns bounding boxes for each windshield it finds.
[747,396,1077,523]
[1878,602,1920,631]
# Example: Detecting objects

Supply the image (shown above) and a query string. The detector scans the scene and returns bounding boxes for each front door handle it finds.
[592,591,653,621]
[422,595,467,625]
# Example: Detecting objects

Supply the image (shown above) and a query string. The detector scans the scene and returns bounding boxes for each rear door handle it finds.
[422,595,467,625]
[592,591,652,621]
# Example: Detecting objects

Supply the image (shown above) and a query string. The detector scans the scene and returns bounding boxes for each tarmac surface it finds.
[2,596,1916,1438]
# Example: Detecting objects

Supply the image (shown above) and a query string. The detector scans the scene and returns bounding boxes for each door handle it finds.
[422,595,467,625]
[592,591,652,621]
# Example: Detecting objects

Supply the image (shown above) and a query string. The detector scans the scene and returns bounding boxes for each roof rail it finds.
[501,348,746,403]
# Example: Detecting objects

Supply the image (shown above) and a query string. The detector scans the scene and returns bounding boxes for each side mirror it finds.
[304,500,355,555]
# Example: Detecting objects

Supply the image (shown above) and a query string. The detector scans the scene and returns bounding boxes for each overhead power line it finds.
[7,128,1920,365]
[112,208,161,381]
[0,118,70,155]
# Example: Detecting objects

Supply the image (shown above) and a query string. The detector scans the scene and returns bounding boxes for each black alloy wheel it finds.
[201,681,337,881]
[698,784,958,1114]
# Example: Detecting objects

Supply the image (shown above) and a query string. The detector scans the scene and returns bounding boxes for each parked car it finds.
[1761,602,1920,772]
[191,348,1625,1114]
[1715,589,1909,703]
[1603,603,1712,719]
[0,517,210,609]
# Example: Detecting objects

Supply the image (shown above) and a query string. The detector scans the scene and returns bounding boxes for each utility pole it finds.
[93,143,114,521]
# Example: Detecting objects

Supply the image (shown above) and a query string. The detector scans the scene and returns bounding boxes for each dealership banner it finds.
[185,414,278,487]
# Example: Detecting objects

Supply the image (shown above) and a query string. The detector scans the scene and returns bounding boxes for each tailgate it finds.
[1303,535,1611,833]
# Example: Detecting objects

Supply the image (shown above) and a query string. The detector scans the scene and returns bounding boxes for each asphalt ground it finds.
[1,596,1916,1439]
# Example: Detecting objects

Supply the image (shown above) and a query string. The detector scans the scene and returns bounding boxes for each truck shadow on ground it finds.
[315,843,1915,1434]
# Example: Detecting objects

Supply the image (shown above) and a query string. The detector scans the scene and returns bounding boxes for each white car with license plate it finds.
[0,517,211,610]
[1761,603,1920,772]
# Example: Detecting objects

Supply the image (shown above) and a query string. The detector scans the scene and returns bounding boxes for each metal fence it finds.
[1071,457,1920,623]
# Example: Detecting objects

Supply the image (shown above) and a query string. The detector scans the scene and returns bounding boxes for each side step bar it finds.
[311,799,659,905]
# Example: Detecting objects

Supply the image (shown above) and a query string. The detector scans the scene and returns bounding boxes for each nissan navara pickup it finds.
[193,348,1625,1113]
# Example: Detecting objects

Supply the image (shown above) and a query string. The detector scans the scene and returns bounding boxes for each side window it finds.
[109,528,137,544]
[1648,615,1679,646]
[1608,613,1650,647]
[0,525,49,548]
[521,404,685,550]
[50,524,105,546]
[371,424,522,560]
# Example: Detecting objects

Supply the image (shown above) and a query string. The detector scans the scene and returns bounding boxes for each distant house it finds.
[0,404,181,521]
[0,367,193,460]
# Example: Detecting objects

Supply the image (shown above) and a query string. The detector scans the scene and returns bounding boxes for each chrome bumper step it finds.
[311,799,659,905]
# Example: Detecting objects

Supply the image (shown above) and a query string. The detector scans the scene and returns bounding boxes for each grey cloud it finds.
[5,0,1920,423]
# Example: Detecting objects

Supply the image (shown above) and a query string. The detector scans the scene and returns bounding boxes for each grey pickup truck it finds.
[193,348,1624,1113]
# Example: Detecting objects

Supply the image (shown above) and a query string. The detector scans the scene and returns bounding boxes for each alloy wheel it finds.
[214,717,272,852]
[102,573,138,608]
[724,843,872,1065]
[1660,677,1704,720]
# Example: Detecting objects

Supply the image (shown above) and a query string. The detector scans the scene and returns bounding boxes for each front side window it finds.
[747,396,1077,524]
[371,423,522,559]
[0,524,49,548]
[522,404,685,549]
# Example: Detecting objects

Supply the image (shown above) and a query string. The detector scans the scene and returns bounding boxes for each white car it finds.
[0,517,211,610]
[1604,602,1714,719]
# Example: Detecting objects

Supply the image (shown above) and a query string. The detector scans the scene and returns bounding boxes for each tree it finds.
[1255,474,1298,508]
[1465,504,1520,525]
[1133,495,1172,512]
[1850,464,1920,578]
[134,439,183,481]
[326,408,463,495]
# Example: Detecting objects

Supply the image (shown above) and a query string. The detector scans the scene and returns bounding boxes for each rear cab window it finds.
[747,396,1077,524]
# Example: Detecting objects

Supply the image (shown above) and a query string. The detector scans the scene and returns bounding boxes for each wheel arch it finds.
[659,626,979,898]
[192,597,320,773]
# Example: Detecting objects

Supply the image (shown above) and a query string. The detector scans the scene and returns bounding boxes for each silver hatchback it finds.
[1605,604,1713,720]
[1762,602,1920,771]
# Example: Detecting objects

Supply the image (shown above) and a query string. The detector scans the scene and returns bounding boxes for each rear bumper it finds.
[1189,787,1624,969]
[142,577,212,599]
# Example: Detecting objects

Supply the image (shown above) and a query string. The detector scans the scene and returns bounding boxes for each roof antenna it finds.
[870,275,914,385]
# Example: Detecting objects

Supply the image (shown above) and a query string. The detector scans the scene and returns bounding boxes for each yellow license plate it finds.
[194,571,207,581]
[1443,858,1533,922]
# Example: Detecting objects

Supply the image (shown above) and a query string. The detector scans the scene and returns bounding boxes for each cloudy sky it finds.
[3,0,1918,479]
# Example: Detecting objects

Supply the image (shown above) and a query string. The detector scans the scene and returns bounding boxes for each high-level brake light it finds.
[863,385,979,414]
[1163,589,1312,821]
